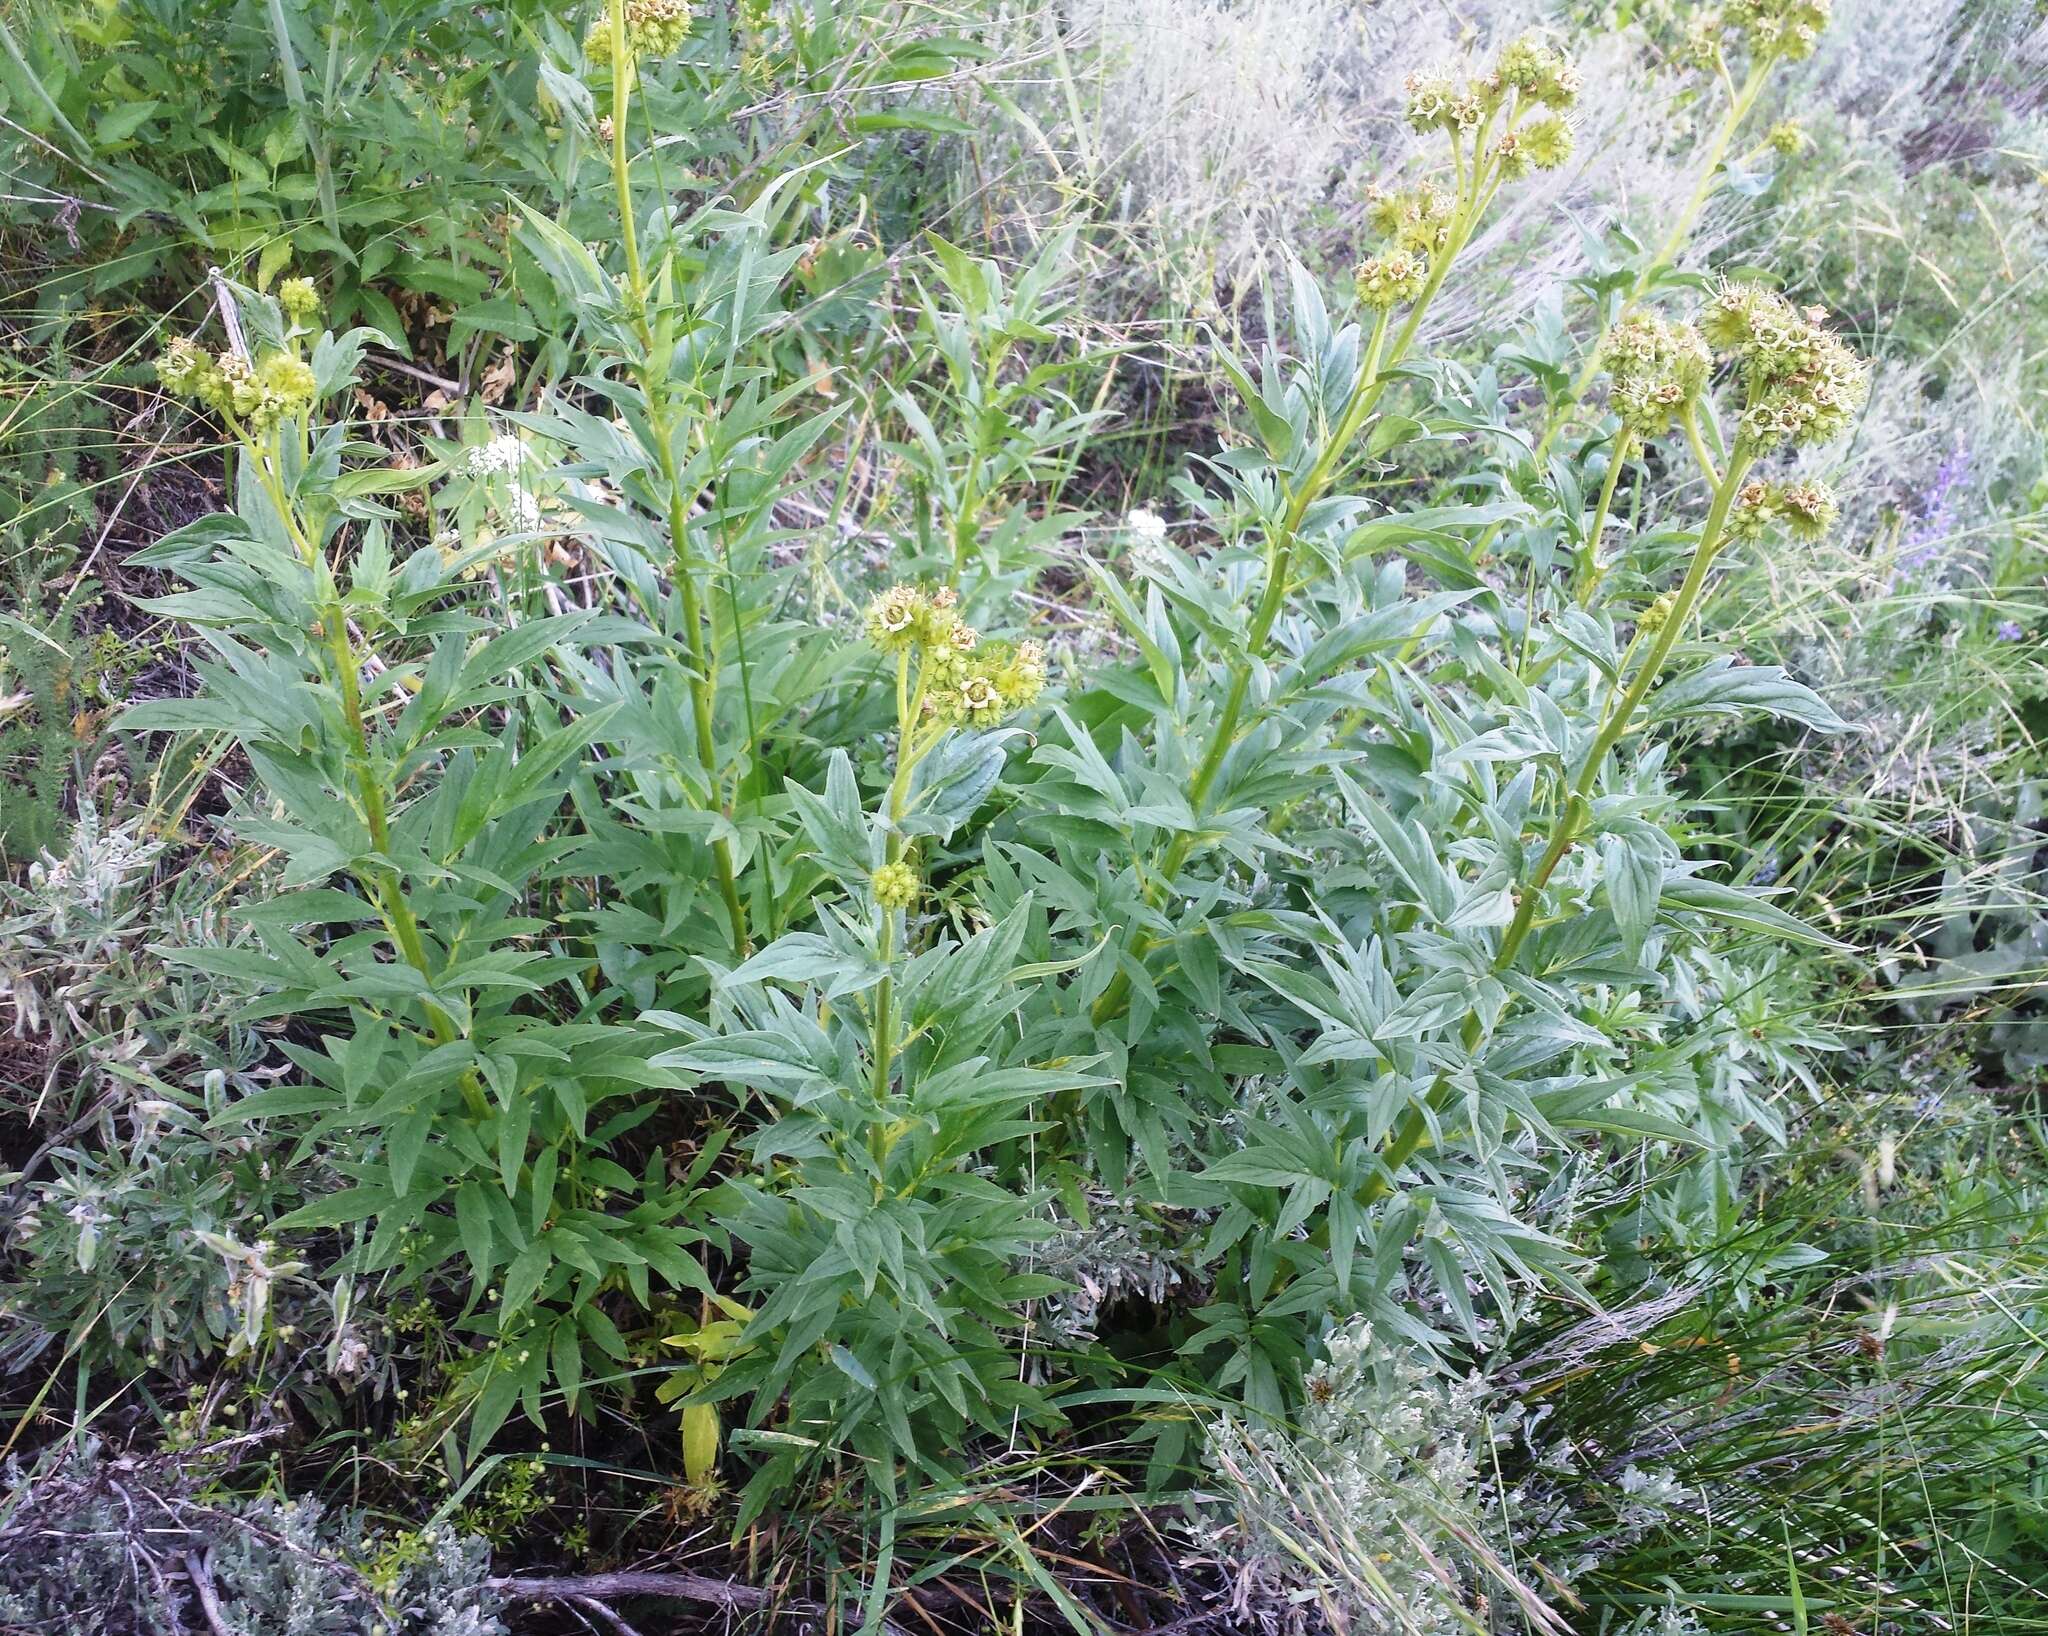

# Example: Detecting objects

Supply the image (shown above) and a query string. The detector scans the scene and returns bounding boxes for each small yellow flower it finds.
[956,674,1004,724]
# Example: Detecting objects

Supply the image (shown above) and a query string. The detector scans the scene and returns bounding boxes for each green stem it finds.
[1360,444,1755,1201]
[1576,428,1634,607]
[605,4,748,957]
[1090,301,1403,1029]
[253,446,480,1112]
[870,652,924,1099]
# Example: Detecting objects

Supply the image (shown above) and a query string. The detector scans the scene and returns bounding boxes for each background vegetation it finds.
[1,0,2044,1631]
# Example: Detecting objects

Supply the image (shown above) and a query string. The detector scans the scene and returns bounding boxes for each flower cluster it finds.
[1491,115,1574,178]
[1354,249,1428,310]
[862,584,1048,728]
[1601,313,1711,439]
[585,0,691,64]
[278,276,321,328]
[156,339,318,434]
[1403,37,1577,153]
[1402,73,1481,138]
[1722,0,1832,60]
[1766,119,1806,156]
[1354,183,1452,310]
[1728,477,1839,543]
[1682,0,1831,66]
[1700,285,1868,449]
[1495,35,1582,108]
[1365,181,1454,257]
[467,434,528,477]
[870,861,920,910]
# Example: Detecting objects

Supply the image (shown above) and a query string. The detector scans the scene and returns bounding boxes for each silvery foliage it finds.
[0,1440,502,1636]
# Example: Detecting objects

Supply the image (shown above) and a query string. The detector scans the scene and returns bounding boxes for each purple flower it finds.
[1996,620,2024,642]
[1898,444,1971,569]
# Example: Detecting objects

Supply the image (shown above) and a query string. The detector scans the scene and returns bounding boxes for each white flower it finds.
[1126,507,1168,543]
[507,489,545,533]
[467,434,526,477]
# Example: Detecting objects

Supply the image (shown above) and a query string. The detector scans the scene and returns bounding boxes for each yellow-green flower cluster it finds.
[1701,285,1868,449]
[1728,477,1839,543]
[1366,182,1454,257]
[1767,119,1806,156]
[1636,590,1677,634]
[1405,36,1578,140]
[864,583,938,653]
[155,340,319,434]
[1355,183,1455,311]
[1602,313,1712,439]
[1403,73,1482,137]
[1354,249,1428,310]
[926,633,1046,728]
[279,277,321,328]
[1494,35,1581,109]
[1492,115,1574,178]
[1683,0,1831,65]
[863,583,1048,727]
[585,0,691,64]
[1722,0,1831,60]
[871,861,920,910]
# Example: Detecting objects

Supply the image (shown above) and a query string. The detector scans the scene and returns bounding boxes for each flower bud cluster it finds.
[279,277,322,328]
[1700,285,1868,449]
[1601,313,1711,438]
[1723,0,1831,60]
[1402,73,1480,137]
[1495,36,1581,107]
[1366,182,1454,257]
[1493,115,1574,177]
[1354,250,1428,310]
[156,339,319,434]
[1683,0,1831,65]
[1767,120,1806,156]
[871,861,920,910]
[1728,477,1839,543]
[1404,36,1578,157]
[586,0,691,64]
[1354,183,1454,311]
[863,584,1047,727]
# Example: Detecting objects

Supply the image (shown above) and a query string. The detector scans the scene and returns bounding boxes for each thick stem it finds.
[1087,280,1432,1028]
[255,448,479,1112]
